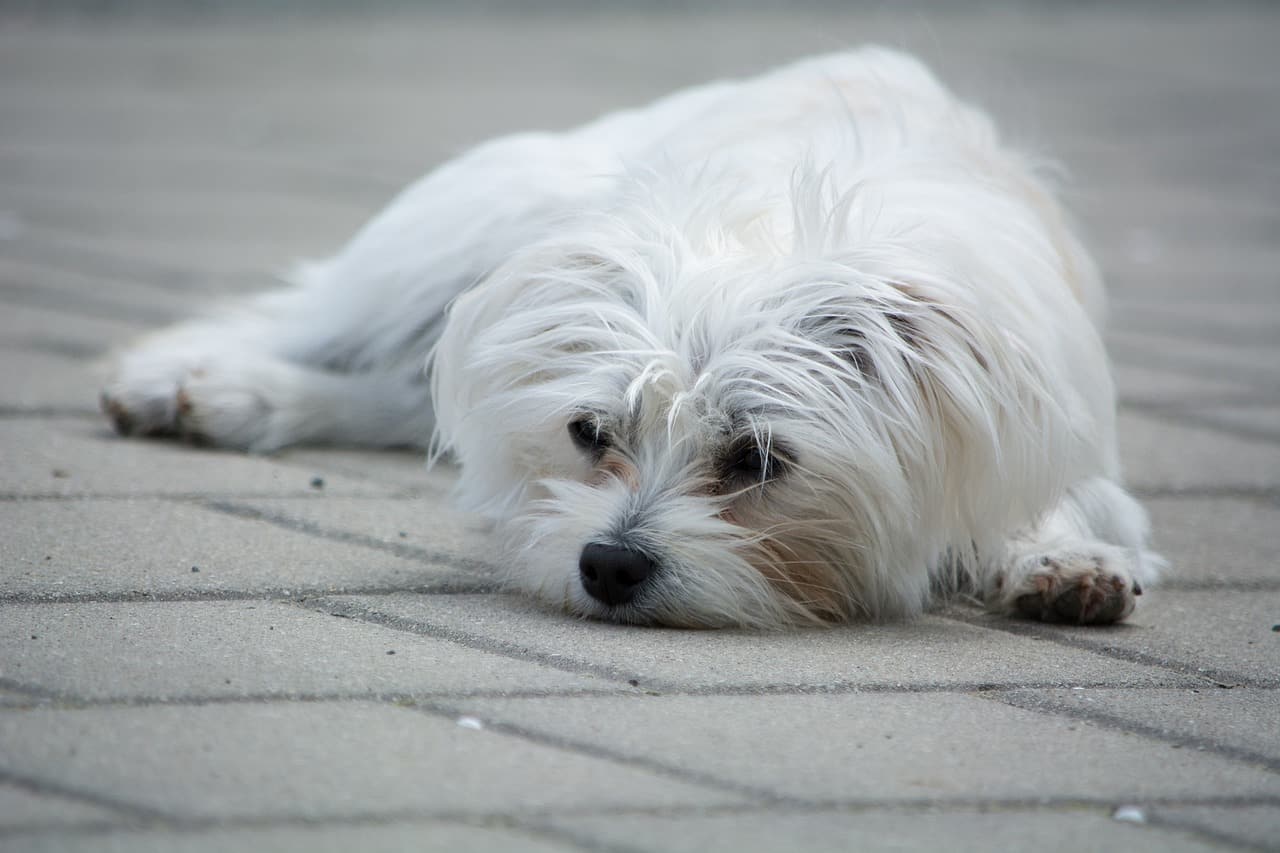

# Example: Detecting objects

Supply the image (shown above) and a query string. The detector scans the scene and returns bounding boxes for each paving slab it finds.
[981,591,1280,688]
[552,808,1225,853]
[1,822,579,853]
[0,499,456,600]
[273,449,456,493]
[0,419,393,497]
[324,593,1197,690]
[4,184,367,257]
[2,819,583,850]
[0,702,741,820]
[1117,412,1280,492]
[1111,362,1256,408]
[451,692,1280,803]
[0,350,100,413]
[0,784,119,829]
[235,497,493,568]
[0,255,201,324]
[1146,496,1280,587]
[1108,331,1280,393]
[0,600,602,700]
[1110,298,1280,348]
[999,687,1280,766]
[1152,804,1280,852]
[1179,405,1280,444]
[0,302,141,357]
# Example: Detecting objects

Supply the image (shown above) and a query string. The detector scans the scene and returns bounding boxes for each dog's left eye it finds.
[568,416,610,454]
[724,440,778,483]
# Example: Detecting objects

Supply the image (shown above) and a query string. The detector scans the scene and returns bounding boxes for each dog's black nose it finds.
[579,543,655,607]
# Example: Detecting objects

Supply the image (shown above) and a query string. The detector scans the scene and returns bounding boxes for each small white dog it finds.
[103,48,1163,628]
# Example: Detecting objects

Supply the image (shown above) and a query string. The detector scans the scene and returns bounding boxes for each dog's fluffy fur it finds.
[102,48,1163,628]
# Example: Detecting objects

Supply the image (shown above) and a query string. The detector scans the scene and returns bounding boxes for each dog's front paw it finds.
[102,349,294,452]
[994,546,1140,625]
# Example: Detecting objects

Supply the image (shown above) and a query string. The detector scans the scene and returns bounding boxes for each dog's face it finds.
[433,195,1041,628]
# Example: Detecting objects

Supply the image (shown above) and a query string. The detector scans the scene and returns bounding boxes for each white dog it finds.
[102,48,1163,628]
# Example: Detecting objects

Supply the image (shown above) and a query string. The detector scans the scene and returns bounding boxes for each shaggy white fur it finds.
[103,47,1163,627]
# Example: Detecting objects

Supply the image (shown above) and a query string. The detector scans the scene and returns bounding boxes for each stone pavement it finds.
[1,4,1278,851]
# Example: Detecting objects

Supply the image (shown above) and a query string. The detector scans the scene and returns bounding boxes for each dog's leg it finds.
[103,132,617,451]
[985,477,1164,624]
[100,291,437,451]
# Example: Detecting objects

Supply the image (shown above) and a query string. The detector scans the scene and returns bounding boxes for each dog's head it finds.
[432,177,1080,627]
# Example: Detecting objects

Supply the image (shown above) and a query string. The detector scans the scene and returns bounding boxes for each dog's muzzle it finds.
[578,543,655,606]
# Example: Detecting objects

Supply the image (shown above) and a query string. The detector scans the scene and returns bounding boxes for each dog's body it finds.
[103,48,1163,627]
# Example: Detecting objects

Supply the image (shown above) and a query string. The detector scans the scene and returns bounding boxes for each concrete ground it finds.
[1,4,1278,851]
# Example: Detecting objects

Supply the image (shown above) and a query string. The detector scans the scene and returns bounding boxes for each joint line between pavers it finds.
[5,680,1243,711]
[0,768,170,824]
[0,579,498,606]
[0,406,99,419]
[296,596,649,687]
[1155,578,1280,592]
[1131,485,1280,505]
[0,676,64,702]
[939,612,1274,690]
[508,816,650,853]
[196,498,497,575]
[409,699,785,807]
[0,687,637,710]
[983,690,1280,774]
[4,791,1277,841]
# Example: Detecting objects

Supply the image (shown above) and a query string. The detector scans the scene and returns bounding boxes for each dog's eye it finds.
[724,440,779,483]
[568,416,610,454]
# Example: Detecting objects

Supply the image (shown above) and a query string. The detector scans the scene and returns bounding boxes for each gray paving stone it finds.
[1146,496,1280,586]
[1117,412,1280,491]
[0,144,394,210]
[5,184,367,258]
[1153,804,1280,852]
[327,593,1196,690]
[269,449,457,493]
[1111,362,1255,408]
[0,784,118,828]
[452,692,1280,803]
[0,687,43,707]
[0,702,741,819]
[237,496,492,567]
[1109,331,1280,393]
[0,349,99,412]
[1001,590,1280,688]
[0,302,141,357]
[0,600,601,700]
[1,822,579,853]
[0,499,454,599]
[0,419,393,497]
[1111,298,1280,348]
[1000,687,1280,765]
[552,808,1225,853]
[0,255,201,323]
[1182,405,1280,443]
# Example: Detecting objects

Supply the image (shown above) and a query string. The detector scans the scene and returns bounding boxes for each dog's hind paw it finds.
[993,545,1140,625]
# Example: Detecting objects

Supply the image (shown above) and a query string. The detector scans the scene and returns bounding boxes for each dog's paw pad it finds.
[1005,552,1136,625]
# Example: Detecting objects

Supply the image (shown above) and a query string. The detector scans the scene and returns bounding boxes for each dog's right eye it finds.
[568,416,610,454]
